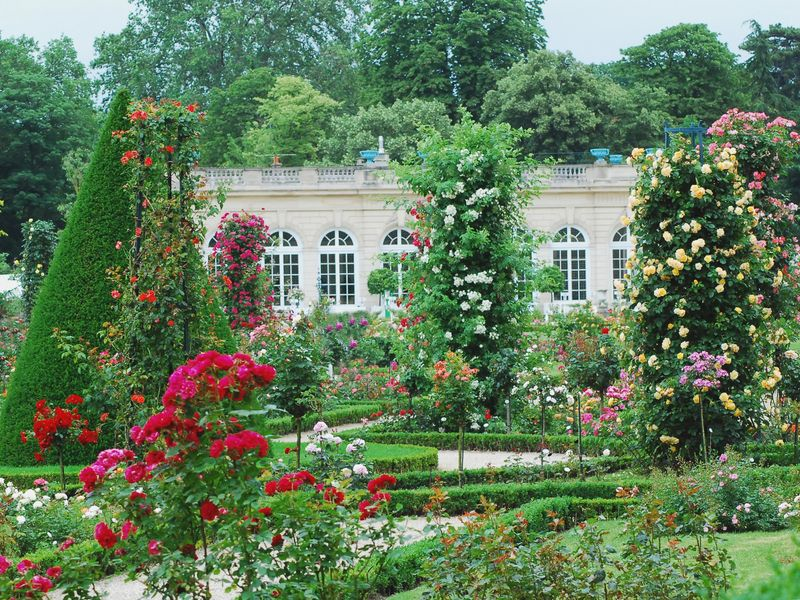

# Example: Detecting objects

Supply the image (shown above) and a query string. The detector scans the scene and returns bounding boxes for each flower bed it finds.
[270,441,438,473]
[373,495,638,595]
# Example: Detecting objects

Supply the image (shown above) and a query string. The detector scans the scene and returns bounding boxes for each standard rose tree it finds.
[20,394,102,491]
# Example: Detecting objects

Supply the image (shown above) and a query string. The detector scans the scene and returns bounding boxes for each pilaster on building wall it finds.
[200,162,636,313]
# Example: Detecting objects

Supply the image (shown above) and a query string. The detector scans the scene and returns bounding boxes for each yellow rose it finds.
[654,288,667,298]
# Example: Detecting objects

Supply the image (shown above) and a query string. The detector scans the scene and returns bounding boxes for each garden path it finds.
[275,423,573,471]
[51,515,460,600]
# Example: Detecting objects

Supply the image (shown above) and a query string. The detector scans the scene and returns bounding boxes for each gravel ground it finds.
[52,516,460,600]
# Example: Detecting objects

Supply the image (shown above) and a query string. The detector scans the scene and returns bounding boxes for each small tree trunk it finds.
[540,404,546,478]
[295,417,303,469]
[793,416,798,463]
[457,425,465,487]
[58,448,66,492]
[699,395,708,463]
[505,395,512,433]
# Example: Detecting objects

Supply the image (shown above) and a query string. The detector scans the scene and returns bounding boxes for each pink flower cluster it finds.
[79,448,135,492]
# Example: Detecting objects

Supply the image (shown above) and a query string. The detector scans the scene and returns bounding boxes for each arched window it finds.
[380,228,414,298]
[552,226,589,301]
[319,230,356,305]
[611,226,632,299]
[265,231,301,307]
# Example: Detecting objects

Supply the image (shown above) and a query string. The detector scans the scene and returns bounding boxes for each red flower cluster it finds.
[129,109,148,121]
[137,289,157,303]
[120,150,139,165]
[359,474,396,520]
[264,470,316,496]
[199,500,221,521]
[79,448,135,492]
[24,396,100,461]
[209,430,269,460]
[323,486,345,504]
[94,522,119,549]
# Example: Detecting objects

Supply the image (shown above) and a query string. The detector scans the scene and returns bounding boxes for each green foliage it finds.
[262,404,381,436]
[108,98,234,405]
[392,455,634,489]
[18,220,58,320]
[649,453,787,533]
[368,268,399,296]
[319,99,452,165]
[531,263,564,294]
[91,0,359,102]
[0,34,97,255]
[343,430,627,454]
[0,90,133,466]
[482,50,668,156]
[200,67,276,165]
[359,0,546,115]
[238,76,339,166]
[397,118,538,410]
[613,23,744,124]
[390,478,645,516]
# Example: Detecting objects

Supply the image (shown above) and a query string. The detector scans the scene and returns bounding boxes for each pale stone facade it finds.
[200,163,636,313]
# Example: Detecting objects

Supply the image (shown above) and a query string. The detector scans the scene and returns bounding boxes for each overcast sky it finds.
[0,0,798,68]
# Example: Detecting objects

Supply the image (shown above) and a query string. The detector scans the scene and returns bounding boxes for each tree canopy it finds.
[359,0,546,116]
[483,50,667,157]
[0,35,97,255]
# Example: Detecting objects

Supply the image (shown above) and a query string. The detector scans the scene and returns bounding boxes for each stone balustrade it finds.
[198,163,634,192]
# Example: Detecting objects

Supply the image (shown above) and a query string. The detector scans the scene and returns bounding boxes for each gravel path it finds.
[438,449,570,471]
[52,516,460,600]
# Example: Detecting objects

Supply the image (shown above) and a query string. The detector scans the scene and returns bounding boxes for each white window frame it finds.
[380,227,415,300]
[551,225,590,302]
[318,229,358,307]
[265,230,302,309]
[611,226,632,300]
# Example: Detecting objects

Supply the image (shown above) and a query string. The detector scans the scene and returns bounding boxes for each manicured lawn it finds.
[567,518,800,592]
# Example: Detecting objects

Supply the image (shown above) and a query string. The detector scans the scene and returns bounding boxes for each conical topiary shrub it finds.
[0,90,134,466]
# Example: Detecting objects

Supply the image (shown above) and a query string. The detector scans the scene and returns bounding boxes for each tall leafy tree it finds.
[0,35,97,255]
[200,67,276,165]
[92,0,359,102]
[319,98,452,164]
[611,24,744,124]
[359,0,545,116]
[740,21,800,117]
[483,51,667,156]
[238,76,339,166]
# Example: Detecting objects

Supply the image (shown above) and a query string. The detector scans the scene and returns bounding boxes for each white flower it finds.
[602,449,611,457]
[306,443,322,454]
[467,291,481,301]
[475,324,487,334]
[340,468,352,478]
[313,421,328,433]
[346,444,358,453]
[445,204,457,217]
[542,448,551,457]
[444,331,453,340]
[54,493,67,501]
[15,515,26,525]
[443,215,455,227]
[353,464,369,476]
[479,300,492,312]
[32,501,43,509]
[460,301,470,311]
[453,277,464,287]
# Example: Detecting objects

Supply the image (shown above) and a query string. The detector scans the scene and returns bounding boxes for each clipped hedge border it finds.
[391,478,647,516]
[746,443,800,466]
[342,430,627,454]
[0,466,83,491]
[392,455,635,489]
[262,404,381,435]
[374,495,637,595]
[370,444,438,473]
